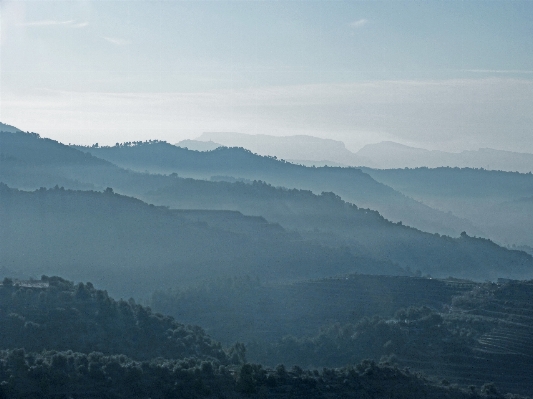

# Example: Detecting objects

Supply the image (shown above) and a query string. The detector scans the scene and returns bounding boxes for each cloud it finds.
[464,69,533,74]
[103,37,131,46]
[17,20,88,28]
[350,19,368,28]
[71,22,89,29]
[3,79,533,153]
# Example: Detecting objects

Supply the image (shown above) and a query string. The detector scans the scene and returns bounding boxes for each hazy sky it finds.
[1,1,532,152]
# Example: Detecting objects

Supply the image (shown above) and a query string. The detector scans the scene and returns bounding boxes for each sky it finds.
[1,0,533,152]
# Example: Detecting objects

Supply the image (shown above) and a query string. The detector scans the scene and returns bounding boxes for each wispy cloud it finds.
[103,37,131,46]
[4,78,532,152]
[18,20,89,28]
[350,19,368,28]
[464,69,533,74]
[71,22,89,29]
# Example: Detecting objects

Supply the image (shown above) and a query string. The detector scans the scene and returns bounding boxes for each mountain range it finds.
[188,132,533,173]
[74,140,477,236]
[2,130,532,290]
[2,124,533,397]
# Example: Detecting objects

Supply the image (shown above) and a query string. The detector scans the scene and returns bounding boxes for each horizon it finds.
[1,1,533,152]
[4,122,533,159]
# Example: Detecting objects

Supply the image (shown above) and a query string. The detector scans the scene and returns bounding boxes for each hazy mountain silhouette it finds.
[3,131,532,283]
[358,141,533,173]
[74,141,477,236]
[363,167,533,247]
[143,179,533,282]
[196,132,375,167]
[194,132,533,173]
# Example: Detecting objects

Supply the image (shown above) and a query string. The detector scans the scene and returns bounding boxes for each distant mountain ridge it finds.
[196,132,374,167]
[194,132,533,173]
[358,141,533,173]
[176,139,222,151]
[362,167,533,248]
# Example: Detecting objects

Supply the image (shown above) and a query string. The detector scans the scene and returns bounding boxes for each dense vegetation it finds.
[0,276,514,399]
[0,276,231,363]
[2,128,533,397]
[0,349,505,399]
[151,274,474,344]
[152,276,533,396]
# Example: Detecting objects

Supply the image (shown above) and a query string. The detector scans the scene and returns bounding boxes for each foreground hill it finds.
[151,274,475,344]
[73,140,475,236]
[0,349,496,399]
[0,276,516,399]
[251,279,533,397]
[152,274,533,396]
[363,167,533,247]
[0,276,230,363]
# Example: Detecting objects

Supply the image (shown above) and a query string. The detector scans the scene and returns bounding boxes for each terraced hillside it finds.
[445,280,533,395]
[153,274,533,395]
[386,280,533,396]
[236,279,533,396]
[151,274,476,344]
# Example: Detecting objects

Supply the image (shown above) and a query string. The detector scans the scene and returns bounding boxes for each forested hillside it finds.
[2,131,530,282]
[0,276,230,363]
[0,276,518,399]
[73,140,477,236]
[247,279,533,397]
[151,275,533,396]
[0,184,390,298]
[151,274,475,344]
